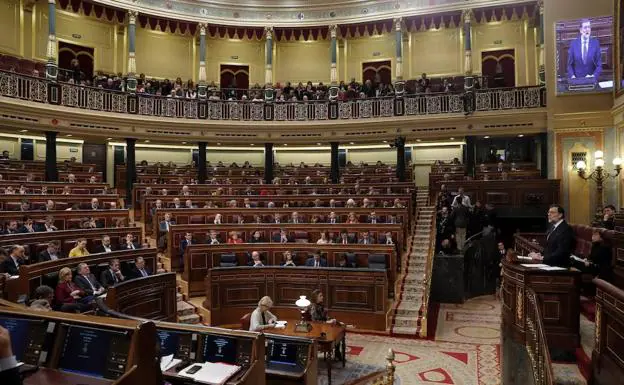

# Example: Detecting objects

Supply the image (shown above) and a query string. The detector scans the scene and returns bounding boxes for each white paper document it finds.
[274,320,287,329]
[570,255,585,262]
[516,256,533,260]
[538,266,567,271]
[520,264,549,268]
[160,354,182,371]
[178,362,241,385]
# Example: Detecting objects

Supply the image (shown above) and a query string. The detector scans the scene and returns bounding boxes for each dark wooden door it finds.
[481,49,515,88]
[83,143,107,181]
[58,41,95,82]
[220,65,250,98]
[362,60,392,85]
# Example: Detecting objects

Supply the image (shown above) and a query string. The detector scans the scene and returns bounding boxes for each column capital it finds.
[462,9,473,23]
[537,0,544,13]
[264,26,274,40]
[329,24,338,39]
[47,0,55,3]
[127,10,138,24]
[394,17,403,31]
[199,23,208,35]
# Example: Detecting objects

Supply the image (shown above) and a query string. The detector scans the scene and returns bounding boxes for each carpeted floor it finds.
[342,296,501,385]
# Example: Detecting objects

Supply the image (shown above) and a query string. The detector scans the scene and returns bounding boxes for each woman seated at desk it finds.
[250,296,278,331]
[54,267,94,313]
[308,289,343,360]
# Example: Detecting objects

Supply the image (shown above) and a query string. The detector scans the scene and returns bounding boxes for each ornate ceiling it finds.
[95,0,528,27]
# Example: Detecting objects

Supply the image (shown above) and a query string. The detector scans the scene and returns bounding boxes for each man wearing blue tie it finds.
[566,19,602,80]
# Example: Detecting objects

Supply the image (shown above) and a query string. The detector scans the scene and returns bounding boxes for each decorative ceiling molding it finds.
[92,0,533,27]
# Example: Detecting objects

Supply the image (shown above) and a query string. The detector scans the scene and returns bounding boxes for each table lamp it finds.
[294,295,312,332]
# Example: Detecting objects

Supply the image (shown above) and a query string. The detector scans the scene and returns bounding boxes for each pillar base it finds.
[328,86,339,101]
[394,80,405,96]
[464,75,474,90]
[264,88,274,102]
[45,62,58,81]
[198,84,208,99]
[126,76,137,94]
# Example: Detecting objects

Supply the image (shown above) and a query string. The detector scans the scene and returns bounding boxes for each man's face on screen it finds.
[580,21,591,38]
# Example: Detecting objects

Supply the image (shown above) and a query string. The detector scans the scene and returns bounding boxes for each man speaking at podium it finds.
[567,19,602,81]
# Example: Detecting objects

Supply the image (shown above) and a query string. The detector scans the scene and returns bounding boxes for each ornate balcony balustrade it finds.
[0,70,546,122]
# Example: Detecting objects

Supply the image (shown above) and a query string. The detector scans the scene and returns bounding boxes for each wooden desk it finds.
[0,209,130,230]
[183,243,397,297]
[105,273,177,322]
[204,267,388,331]
[268,321,346,385]
[0,194,121,211]
[501,261,581,350]
[0,181,110,194]
[24,368,116,385]
[592,279,624,385]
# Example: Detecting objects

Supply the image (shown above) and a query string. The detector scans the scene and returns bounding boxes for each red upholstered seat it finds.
[189,215,205,224]
[240,313,251,331]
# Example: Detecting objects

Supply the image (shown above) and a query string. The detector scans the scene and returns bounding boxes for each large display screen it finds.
[58,325,121,378]
[555,16,613,94]
[203,334,237,364]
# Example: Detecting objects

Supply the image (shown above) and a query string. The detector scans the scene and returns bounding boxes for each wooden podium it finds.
[501,261,581,350]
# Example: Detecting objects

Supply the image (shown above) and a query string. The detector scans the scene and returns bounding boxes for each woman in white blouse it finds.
[249,296,278,331]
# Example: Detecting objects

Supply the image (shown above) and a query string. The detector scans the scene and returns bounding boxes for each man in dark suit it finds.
[93,235,117,253]
[357,231,375,245]
[74,263,105,296]
[3,220,19,235]
[179,232,193,267]
[530,205,575,267]
[100,258,125,288]
[335,230,357,245]
[305,252,328,267]
[159,212,175,233]
[566,19,602,80]
[0,324,22,385]
[272,229,292,243]
[327,212,339,224]
[38,241,64,262]
[0,245,24,276]
[367,212,384,224]
[206,230,221,245]
[129,257,152,279]
[120,233,141,250]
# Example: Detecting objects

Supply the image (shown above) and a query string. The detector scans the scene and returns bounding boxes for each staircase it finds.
[390,188,435,336]
[176,292,202,324]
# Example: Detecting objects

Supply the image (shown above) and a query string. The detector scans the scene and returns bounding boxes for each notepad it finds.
[516,256,532,260]
[179,362,241,385]
[520,264,549,268]
[274,320,288,329]
[160,354,182,371]
[539,266,567,271]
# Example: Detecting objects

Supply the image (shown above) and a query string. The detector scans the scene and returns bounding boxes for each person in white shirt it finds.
[316,232,330,244]
[249,296,278,331]
[451,187,472,208]
[213,213,222,225]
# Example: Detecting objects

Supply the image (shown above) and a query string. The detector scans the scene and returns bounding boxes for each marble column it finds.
[538,0,545,86]
[329,25,338,84]
[330,142,340,184]
[264,143,274,184]
[197,23,208,98]
[126,10,138,93]
[198,142,207,184]
[126,138,136,204]
[45,0,58,80]
[45,131,58,181]
[462,9,474,89]
[395,137,406,182]
[394,18,403,80]
[264,26,274,86]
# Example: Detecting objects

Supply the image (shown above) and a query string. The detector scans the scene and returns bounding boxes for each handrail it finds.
[0,70,546,121]
[525,288,554,385]
[419,197,437,337]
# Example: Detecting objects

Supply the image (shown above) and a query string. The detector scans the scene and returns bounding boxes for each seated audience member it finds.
[130,256,152,278]
[62,185,71,195]
[69,238,90,258]
[3,220,19,235]
[289,211,302,224]
[67,174,76,183]
[337,254,355,268]
[42,216,58,232]
[368,211,383,224]
[18,216,36,233]
[305,251,327,267]
[121,233,140,250]
[19,201,30,212]
[358,230,375,245]
[54,267,93,312]
[335,230,356,245]
[100,258,125,288]
[82,217,99,229]
[206,230,221,245]
[327,212,339,224]
[346,212,359,224]
[185,199,196,209]
[316,231,330,244]
[30,285,54,311]
[281,251,296,266]
[179,232,193,266]
[160,212,175,232]
[380,231,395,245]
[249,251,264,267]
[250,230,264,243]
[529,205,574,267]
[94,235,116,253]
[227,231,243,244]
[74,263,105,296]
[44,199,56,211]
[170,198,182,209]
[571,229,613,282]
[249,296,278,331]
[151,200,164,217]
[272,228,292,243]
[38,241,63,262]
[600,205,615,230]
[253,215,263,224]
[0,246,24,276]
[213,213,223,224]
[89,175,97,184]
[271,213,282,224]
[90,198,100,210]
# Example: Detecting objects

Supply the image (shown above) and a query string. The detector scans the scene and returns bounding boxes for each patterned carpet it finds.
[345,296,501,385]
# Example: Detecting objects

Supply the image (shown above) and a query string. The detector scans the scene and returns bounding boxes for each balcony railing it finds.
[0,70,546,121]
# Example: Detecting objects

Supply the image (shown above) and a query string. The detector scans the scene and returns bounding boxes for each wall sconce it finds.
[576,150,622,212]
